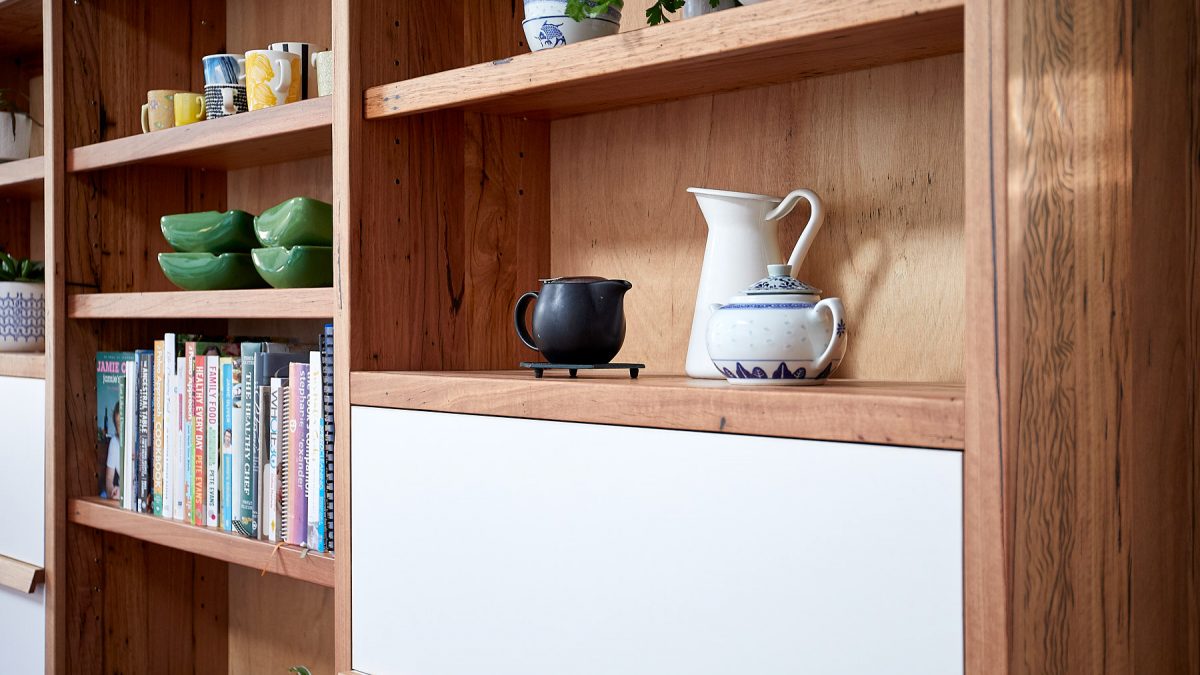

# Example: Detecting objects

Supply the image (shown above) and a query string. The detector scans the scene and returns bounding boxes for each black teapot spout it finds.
[514,276,632,365]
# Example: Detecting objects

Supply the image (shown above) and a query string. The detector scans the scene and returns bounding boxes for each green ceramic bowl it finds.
[158,252,269,291]
[254,197,333,248]
[251,246,333,289]
[160,210,258,253]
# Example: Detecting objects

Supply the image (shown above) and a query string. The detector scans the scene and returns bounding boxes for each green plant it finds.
[287,667,312,675]
[0,252,44,282]
[565,0,733,26]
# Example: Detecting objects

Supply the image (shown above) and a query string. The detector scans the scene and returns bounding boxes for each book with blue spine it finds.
[221,357,235,532]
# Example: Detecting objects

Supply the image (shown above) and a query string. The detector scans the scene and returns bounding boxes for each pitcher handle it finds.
[810,298,846,379]
[764,188,824,271]
[514,291,540,352]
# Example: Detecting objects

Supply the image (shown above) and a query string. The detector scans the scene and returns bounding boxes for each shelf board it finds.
[0,156,44,197]
[70,497,334,588]
[68,97,332,172]
[351,371,965,449]
[0,552,43,594]
[0,0,42,57]
[364,0,964,120]
[0,352,43,378]
[68,288,336,319]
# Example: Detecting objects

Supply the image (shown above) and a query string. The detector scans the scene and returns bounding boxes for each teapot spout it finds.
[591,279,632,300]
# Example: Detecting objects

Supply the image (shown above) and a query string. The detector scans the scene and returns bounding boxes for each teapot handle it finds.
[514,291,540,352]
[764,188,824,271]
[810,298,847,379]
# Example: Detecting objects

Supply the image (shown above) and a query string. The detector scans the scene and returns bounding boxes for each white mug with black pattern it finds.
[269,42,314,99]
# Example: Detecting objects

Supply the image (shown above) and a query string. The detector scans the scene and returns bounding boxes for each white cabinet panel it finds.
[352,407,962,675]
[0,584,45,673]
[0,376,44,567]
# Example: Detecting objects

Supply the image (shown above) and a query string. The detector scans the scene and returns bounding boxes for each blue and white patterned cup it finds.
[202,54,245,87]
[0,281,45,352]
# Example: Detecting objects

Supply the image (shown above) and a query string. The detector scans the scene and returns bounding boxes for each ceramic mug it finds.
[140,90,180,133]
[245,50,301,111]
[311,51,333,97]
[173,92,205,126]
[202,53,246,86]
[204,84,249,119]
[268,42,314,99]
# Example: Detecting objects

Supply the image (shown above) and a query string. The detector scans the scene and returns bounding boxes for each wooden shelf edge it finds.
[0,156,45,197]
[67,97,332,172]
[0,552,44,594]
[350,371,966,450]
[68,288,336,319]
[69,497,335,588]
[0,352,44,379]
[364,0,964,119]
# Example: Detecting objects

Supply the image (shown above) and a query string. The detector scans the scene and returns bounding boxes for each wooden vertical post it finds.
[965,0,1200,671]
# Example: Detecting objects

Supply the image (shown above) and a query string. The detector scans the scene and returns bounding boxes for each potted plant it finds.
[0,89,35,163]
[566,0,741,25]
[0,253,45,352]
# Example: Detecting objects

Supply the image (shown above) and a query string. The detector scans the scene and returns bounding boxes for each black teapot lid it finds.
[540,276,609,284]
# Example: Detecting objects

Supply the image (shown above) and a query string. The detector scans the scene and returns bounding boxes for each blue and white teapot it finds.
[706,264,847,385]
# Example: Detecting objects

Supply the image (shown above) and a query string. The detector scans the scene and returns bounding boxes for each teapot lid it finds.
[539,276,608,284]
[745,264,821,295]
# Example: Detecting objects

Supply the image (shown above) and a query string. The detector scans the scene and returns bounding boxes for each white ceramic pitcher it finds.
[685,187,825,379]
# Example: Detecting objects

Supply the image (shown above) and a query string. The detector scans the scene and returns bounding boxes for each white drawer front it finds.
[0,376,44,567]
[0,584,45,672]
[352,407,963,675]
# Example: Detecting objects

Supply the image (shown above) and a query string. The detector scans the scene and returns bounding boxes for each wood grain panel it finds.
[0,0,42,56]
[228,566,334,675]
[69,288,336,319]
[551,55,963,382]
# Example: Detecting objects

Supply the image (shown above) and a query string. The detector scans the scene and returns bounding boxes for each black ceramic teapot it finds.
[514,277,633,364]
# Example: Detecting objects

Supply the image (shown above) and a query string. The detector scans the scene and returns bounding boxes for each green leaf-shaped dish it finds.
[158,253,269,291]
[161,210,258,253]
[251,246,333,289]
[254,197,334,248]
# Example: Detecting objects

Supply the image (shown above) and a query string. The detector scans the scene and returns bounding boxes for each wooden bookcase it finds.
[10,0,1196,672]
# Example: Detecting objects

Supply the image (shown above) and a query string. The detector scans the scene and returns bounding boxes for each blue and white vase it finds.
[706,264,847,386]
[0,281,45,352]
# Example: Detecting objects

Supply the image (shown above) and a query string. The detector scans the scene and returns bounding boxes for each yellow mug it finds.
[173,92,206,126]
[245,50,301,111]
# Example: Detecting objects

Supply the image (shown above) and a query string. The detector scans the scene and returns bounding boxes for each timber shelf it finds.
[0,156,44,197]
[0,0,42,57]
[0,352,44,378]
[68,288,336,319]
[350,371,966,450]
[68,96,332,172]
[69,497,335,588]
[364,0,964,120]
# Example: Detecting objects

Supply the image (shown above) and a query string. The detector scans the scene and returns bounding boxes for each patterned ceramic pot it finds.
[0,281,45,352]
[0,112,33,162]
[522,0,621,52]
[706,264,846,386]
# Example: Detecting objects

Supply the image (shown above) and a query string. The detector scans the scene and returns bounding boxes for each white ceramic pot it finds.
[0,281,45,352]
[0,112,32,162]
[683,0,739,18]
[523,0,621,51]
[706,264,846,386]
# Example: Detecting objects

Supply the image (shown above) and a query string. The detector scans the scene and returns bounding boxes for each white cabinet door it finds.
[0,376,45,567]
[0,585,44,673]
[352,407,962,675]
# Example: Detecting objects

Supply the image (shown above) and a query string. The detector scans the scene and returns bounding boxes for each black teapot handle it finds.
[514,291,540,352]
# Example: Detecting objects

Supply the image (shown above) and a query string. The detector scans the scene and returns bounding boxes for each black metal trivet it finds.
[520,362,645,379]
